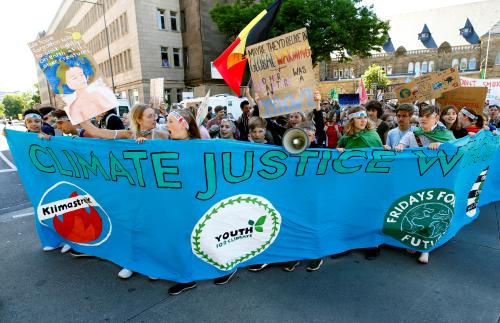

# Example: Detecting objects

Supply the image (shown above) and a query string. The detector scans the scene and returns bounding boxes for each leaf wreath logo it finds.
[191,194,281,271]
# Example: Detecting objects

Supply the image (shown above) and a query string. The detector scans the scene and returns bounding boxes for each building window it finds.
[333,69,338,78]
[161,47,169,67]
[387,66,393,75]
[173,48,181,67]
[460,58,468,70]
[165,88,171,103]
[350,68,354,78]
[421,61,428,73]
[415,62,421,75]
[429,61,434,72]
[496,52,500,65]
[408,62,414,73]
[468,58,477,70]
[344,69,349,78]
[339,69,343,78]
[183,47,189,68]
[170,11,178,31]
[180,10,186,32]
[157,9,166,30]
[452,58,459,68]
[132,89,139,105]
[176,89,182,103]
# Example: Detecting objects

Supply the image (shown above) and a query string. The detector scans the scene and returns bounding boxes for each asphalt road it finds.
[0,127,499,322]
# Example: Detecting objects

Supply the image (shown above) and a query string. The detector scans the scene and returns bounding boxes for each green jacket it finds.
[338,129,383,149]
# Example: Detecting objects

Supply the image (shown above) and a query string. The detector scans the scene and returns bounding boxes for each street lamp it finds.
[75,0,115,93]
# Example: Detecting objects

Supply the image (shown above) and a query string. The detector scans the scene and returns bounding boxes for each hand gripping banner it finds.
[6,130,499,282]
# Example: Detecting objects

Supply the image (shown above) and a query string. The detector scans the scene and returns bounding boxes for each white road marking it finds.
[0,151,16,171]
[12,212,34,219]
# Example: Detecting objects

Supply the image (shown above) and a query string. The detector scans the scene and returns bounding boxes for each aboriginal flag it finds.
[213,0,283,96]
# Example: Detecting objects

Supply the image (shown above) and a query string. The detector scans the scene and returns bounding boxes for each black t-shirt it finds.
[376,121,390,145]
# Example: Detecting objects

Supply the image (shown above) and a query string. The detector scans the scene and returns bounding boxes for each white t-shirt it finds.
[386,126,416,148]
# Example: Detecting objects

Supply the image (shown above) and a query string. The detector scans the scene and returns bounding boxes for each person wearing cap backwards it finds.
[395,105,455,264]
[52,110,92,137]
[38,106,56,136]
[488,104,499,128]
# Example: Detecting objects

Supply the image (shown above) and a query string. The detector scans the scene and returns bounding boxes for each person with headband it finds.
[336,105,383,260]
[15,109,51,140]
[52,110,92,138]
[458,107,484,136]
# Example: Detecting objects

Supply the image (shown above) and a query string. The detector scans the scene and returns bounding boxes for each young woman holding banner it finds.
[337,105,383,260]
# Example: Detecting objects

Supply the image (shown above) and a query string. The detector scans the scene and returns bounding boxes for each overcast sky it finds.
[0,0,487,93]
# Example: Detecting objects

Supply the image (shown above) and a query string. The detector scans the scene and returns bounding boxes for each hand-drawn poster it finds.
[150,78,164,110]
[436,87,488,115]
[246,28,317,118]
[29,28,118,125]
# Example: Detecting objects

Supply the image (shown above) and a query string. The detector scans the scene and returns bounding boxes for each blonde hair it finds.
[130,103,150,132]
[343,106,375,136]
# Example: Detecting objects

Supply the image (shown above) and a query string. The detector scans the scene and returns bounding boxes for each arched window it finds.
[344,69,350,78]
[468,58,477,70]
[421,61,428,73]
[428,61,435,72]
[333,69,338,78]
[415,62,421,75]
[452,58,459,68]
[339,69,344,78]
[408,62,414,73]
[460,58,468,70]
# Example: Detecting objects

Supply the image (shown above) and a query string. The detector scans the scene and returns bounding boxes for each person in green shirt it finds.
[337,106,383,152]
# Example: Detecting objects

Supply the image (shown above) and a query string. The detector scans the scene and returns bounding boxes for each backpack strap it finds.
[415,134,424,147]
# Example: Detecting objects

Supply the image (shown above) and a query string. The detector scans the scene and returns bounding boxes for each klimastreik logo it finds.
[37,181,112,246]
[192,195,281,271]
[383,188,455,251]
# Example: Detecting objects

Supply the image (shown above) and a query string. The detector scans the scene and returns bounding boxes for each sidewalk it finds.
[0,202,498,322]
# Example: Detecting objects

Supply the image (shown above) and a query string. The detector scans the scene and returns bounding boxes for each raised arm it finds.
[79,121,132,140]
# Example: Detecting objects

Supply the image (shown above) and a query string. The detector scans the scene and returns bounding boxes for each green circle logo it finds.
[383,188,455,250]
[399,88,411,98]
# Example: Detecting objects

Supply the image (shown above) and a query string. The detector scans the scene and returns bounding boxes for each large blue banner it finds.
[6,130,500,282]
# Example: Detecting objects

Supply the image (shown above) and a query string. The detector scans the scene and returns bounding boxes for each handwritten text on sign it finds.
[246,28,316,118]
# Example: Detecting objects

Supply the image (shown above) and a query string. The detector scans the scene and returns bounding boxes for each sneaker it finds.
[69,250,92,257]
[168,282,197,295]
[61,244,71,253]
[364,247,380,260]
[118,268,134,279]
[418,252,429,264]
[283,261,300,272]
[148,277,159,281]
[214,270,237,285]
[248,264,268,272]
[43,245,58,251]
[306,259,323,272]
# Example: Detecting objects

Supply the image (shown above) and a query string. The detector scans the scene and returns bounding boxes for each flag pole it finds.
[483,30,491,79]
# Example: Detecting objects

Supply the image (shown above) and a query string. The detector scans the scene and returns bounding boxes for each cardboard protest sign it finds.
[436,87,488,115]
[338,94,360,106]
[461,77,500,106]
[29,28,118,125]
[196,91,211,127]
[393,68,461,103]
[150,78,164,110]
[246,28,317,118]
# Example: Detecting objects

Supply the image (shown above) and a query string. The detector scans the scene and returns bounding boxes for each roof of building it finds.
[383,0,500,52]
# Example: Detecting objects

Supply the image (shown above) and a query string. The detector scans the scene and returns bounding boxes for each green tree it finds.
[362,64,390,91]
[2,94,26,118]
[210,0,389,64]
[0,103,5,117]
[21,84,41,109]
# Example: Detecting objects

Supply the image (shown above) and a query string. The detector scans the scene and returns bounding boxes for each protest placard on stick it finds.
[28,28,117,125]
[246,28,317,118]
[436,86,488,115]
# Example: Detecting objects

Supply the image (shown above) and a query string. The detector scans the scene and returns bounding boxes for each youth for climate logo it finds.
[191,194,281,271]
[383,188,455,251]
[37,181,112,246]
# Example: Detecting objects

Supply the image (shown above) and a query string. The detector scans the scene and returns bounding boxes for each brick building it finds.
[318,0,500,99]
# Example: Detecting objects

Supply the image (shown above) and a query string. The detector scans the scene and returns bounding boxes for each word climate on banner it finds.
[246,28,317,118]
[28,28,118,125]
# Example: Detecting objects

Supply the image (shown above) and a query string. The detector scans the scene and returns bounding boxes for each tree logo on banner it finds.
[382,188,455,251]
[36,181,113,246]
[191,194,281,271]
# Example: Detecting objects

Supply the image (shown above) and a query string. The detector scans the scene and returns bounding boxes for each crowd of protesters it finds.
[3,91,499,295]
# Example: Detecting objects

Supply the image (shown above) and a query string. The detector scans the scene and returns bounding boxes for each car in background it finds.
[179,94,247,120]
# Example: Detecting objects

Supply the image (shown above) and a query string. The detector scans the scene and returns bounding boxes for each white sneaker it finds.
[148,276,158,280]
[43,246,57,251]
[61,244,71,253]
[118,268,134,279]
[418,252,429,264]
